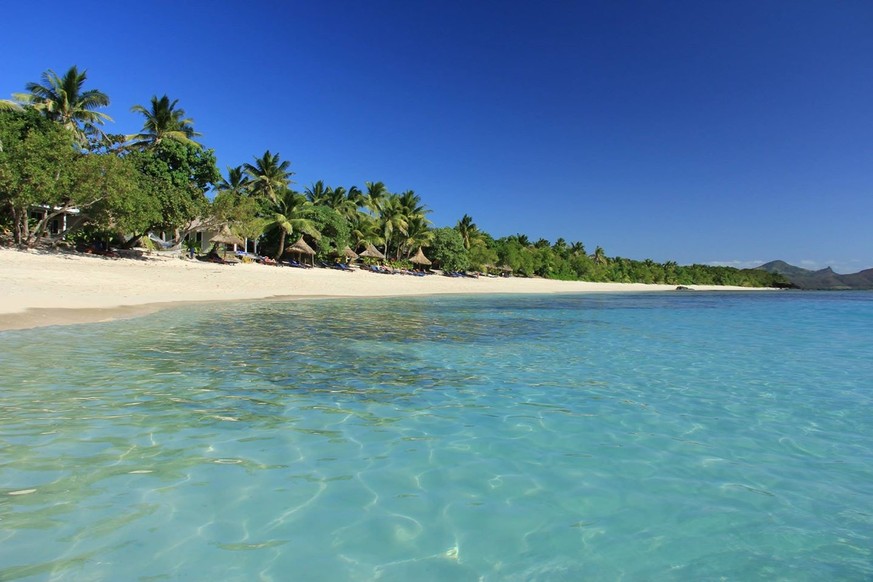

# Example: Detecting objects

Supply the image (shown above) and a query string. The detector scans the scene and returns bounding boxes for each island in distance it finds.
[757,261,873,290]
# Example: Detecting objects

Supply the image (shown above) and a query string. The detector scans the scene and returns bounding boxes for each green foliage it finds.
[127,139,219,232]
[70,152,157,237]
[0,109,76,244]
[307,204,350,259]
[429,227,469,272]
[260,189,320,259]
[210,191,263,240]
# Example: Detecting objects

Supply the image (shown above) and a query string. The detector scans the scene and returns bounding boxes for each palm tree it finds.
[569,241,586,256]
[243,150,293,204]
[349,212,383,251]
[403,215,434,257]
[305,180,333,204]
[398,190,428,217]
[320,186,361,222]
[377,194,410,258]
[593,246,608,266]
[15,66,112,145]
[264,190,320,259]
[394,190,430,257]
[216,165,251,196]
[456,214,481,250]
[364,181,388,215]
[128,95,200,148]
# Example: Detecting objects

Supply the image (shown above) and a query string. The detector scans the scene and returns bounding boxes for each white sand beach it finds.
[0,248,765,330]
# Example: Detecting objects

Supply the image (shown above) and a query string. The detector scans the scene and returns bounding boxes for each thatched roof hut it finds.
[210,227,244,248]
[409,247,432,266]
[287,236,316,265]
[341,246,359,260]
[358,243,385,260]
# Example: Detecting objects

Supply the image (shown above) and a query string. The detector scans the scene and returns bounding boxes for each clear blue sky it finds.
[3,0,871,272]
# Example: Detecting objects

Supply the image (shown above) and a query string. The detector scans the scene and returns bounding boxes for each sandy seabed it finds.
[0,248,765,330]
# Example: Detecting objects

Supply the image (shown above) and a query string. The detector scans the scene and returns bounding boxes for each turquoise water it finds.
[1,292,872,580]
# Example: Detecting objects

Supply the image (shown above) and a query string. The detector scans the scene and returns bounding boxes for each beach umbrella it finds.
[409,247,432,266]
[341,246,358,260]
[287,236,317,265]
[208,227,244,258]
[209,228,244,248]
[358,243,385,260]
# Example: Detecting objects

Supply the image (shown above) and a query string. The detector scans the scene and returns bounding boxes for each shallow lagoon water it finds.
[1,292,872,580]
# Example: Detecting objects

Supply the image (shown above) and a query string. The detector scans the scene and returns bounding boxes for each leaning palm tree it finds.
[264,190,320,259]
[128,95,200,148]
[243,150,293,205]
[14,66,112,145]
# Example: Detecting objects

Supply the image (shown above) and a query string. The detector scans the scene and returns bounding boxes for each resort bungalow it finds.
[29,204,81,239]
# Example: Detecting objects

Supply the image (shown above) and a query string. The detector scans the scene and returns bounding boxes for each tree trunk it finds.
[275,229,287,260]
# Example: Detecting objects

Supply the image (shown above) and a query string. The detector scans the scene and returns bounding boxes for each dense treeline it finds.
[0,66,788,288]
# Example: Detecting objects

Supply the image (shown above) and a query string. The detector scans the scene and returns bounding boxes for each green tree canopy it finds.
[429,227,469,273]
[126,138,220,240]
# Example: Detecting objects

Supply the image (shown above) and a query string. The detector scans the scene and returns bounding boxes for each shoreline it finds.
[0,248,772,331]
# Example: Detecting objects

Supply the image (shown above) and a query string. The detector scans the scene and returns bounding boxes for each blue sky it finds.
[3,1,871,272]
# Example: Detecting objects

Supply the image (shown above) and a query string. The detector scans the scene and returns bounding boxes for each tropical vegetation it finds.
[0,65,788,288]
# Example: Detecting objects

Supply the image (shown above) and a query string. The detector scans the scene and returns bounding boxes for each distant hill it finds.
[756,261,873,290]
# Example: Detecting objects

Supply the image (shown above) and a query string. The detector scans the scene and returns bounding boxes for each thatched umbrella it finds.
[358,243,385,260]
[287,236,316,265]
[409,247,432,266]
[341,246,359,260]
[209,227,244,257]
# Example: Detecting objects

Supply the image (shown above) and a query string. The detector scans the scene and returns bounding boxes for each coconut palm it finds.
[398,190,428,217]
[349,212,383,251]
[593,246,608,266]
[305,180,332,205]
[363,181,388,215]
[320,186,361,222]
[377,194,410,258]
[456,214,481,250]
[402,215,434,258]
[243,150,293,205]
[128,95,200,148]
[392,190,430,258]
[216,165,251,196]
[15,66,112,145]
[569,241,586,256]
[264,189,320,259]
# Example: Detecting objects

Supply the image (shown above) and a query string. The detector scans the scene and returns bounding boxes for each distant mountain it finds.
[756,261,873,290]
